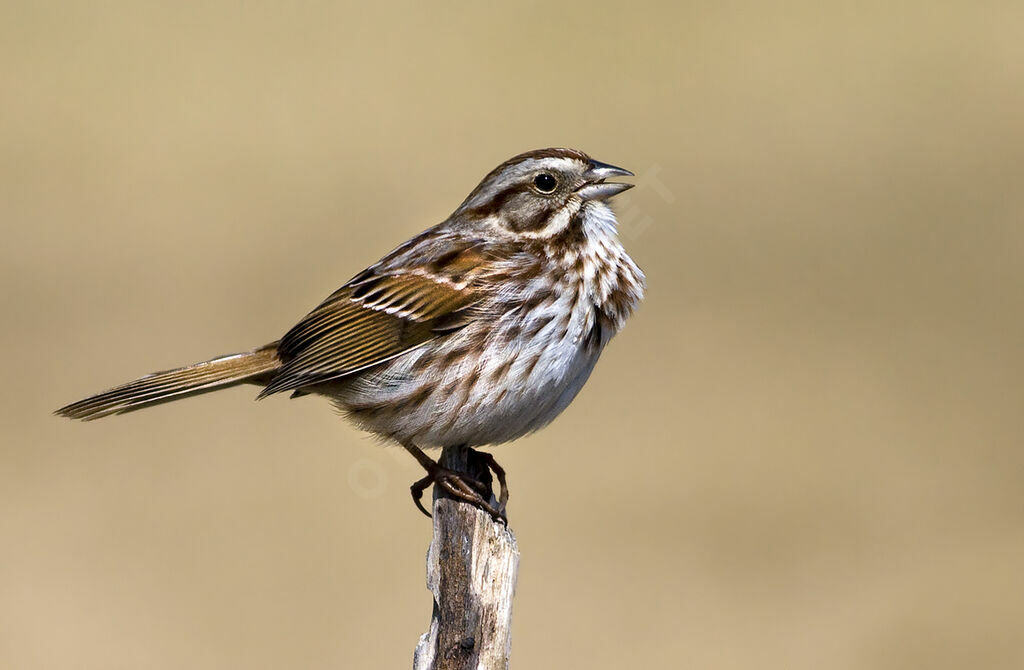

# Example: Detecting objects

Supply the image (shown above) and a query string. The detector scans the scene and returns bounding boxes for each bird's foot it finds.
[410,465,506,524]
[475,450,509,516]
[403,442,509,524]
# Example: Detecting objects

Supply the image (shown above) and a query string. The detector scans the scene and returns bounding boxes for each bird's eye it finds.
[533,173,557,193]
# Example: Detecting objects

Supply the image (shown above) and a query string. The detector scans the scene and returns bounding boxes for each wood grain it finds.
[414,447,519,670]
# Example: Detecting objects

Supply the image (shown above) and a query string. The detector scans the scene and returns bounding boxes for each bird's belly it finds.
[332,306,606,447]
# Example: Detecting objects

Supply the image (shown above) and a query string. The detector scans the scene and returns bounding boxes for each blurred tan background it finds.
[3,2,1023,668]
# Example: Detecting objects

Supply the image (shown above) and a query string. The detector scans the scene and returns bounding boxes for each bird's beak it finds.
[577,159,635,201]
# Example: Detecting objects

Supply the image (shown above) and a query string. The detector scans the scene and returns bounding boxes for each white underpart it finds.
[340,201,644,447]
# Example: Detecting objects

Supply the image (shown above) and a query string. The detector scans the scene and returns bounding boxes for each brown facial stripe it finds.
[460,182,528,220]
[461,184,560,232]
[520,209,587,257]
[464,148,589,200]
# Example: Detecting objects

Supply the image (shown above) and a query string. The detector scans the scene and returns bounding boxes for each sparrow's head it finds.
[455,148,633,237]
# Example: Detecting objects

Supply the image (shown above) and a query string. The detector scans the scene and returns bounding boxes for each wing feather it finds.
[259,237,491,398]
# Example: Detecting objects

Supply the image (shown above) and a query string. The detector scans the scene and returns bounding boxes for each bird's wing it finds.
[258,236,492,397]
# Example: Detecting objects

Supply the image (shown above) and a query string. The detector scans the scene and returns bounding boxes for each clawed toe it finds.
[410,466,506,523]
[476,450,509,515]
[403,443,510,524]
[410,473,435,518]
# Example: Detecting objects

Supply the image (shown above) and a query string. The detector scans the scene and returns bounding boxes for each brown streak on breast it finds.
[411,353,434,375]
[461,365,481,394]
[500,320,523,344]
[403,383,433,410]
[559,309,574,341]
[583,306,613,352]
[524,313,556,338]
[491,358,515,385]
[520,352,542,380]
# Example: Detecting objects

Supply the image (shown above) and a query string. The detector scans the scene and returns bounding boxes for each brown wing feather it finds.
[258,248,487,398]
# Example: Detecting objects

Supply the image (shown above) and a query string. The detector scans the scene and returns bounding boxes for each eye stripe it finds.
[457,152,587,215]
[459,182,532,220]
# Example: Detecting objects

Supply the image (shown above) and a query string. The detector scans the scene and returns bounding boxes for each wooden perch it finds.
[413,447,520,670]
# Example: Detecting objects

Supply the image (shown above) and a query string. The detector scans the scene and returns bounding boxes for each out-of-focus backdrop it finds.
[3,2,1022,669]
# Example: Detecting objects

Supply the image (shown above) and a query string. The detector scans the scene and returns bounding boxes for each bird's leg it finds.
[402,443,506,523]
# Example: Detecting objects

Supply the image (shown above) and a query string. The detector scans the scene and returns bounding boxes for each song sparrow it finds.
[57,148,646,521]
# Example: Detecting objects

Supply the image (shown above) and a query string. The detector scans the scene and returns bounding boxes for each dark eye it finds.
[533,173,557,193]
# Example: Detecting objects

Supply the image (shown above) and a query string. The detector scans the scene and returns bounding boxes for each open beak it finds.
[577,159,634,201]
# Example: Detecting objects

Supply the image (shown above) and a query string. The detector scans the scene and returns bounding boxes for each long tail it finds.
[56,342,282,421]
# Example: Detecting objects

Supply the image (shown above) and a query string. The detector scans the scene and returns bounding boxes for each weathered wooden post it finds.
[413,447,519,670]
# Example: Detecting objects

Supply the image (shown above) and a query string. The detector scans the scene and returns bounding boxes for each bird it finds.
[56,148,646,521]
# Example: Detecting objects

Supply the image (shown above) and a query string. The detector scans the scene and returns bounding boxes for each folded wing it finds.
[259,241,489,397]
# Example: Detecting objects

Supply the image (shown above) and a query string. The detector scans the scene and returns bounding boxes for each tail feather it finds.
[56,342,281,421]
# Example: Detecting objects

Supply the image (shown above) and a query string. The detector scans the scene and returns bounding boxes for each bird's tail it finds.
[56,342,281,421]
